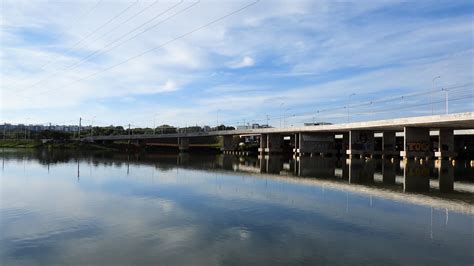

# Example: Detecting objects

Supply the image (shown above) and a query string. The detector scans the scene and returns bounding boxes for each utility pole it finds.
[3,123,6,140]
[266,114,269,127]
[78,117,82,139]
[442,88,449,114]
[128,124,131,136]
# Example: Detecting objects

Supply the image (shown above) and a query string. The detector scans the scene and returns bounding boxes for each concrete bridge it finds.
[81,112,474,160]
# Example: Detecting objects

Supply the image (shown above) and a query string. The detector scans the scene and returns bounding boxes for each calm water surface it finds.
[1,149,473,265]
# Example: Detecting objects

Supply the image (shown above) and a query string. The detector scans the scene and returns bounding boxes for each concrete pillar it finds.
[403,160,430,192]
[293,133,300,154]
[222,135,238,152]
[297,133,336,156]
[347,130,375,158]
[401,127,432,160]
[178,137,189,152]
[436,160,454,193]
[435,129,456,160]
[265,133,282,154]
[258,134,268,154]
[381,131,398,158]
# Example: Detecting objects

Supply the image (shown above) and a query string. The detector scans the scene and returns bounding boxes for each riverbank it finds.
[0,140,226,153]
[0,140,115,151]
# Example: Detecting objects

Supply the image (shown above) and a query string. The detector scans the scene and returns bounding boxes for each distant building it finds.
[0,123,79,132]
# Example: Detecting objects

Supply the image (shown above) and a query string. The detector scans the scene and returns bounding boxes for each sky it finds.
[1,0,473,128]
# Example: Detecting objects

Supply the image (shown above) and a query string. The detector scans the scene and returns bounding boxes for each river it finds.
[1,149,473,265]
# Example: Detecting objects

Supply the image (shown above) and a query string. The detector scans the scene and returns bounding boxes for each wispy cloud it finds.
[1,0,472,126]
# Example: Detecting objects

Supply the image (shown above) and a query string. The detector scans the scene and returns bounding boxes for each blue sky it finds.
[1,0,473,128]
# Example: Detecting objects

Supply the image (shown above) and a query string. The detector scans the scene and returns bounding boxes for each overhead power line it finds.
[37,0,139,72]
[218,83,473,125]
[16,0,142,91]
[15,0,187,93]
[19,0,260,99]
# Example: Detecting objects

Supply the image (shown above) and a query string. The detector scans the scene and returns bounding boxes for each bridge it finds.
[81,112,474,160]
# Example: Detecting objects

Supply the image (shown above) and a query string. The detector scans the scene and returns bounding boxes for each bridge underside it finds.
[82,113,474,159]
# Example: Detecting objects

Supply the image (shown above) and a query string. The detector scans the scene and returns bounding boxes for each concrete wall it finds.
[297,133,336,155]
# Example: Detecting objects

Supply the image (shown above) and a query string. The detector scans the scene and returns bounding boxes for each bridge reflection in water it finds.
[218,155,473,213]
[1,150,473,213]
[1,149,473,265]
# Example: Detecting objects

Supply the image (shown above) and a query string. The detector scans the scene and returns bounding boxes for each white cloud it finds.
[229,56,255,69]
[1,0,472,126]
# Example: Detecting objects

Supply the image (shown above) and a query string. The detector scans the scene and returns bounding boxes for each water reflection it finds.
[1,149,473,265]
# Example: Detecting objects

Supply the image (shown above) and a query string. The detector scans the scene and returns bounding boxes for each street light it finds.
[347,93,356,123]
[284,107,290,128]
[442,88,449,114]
[432,76,441,115]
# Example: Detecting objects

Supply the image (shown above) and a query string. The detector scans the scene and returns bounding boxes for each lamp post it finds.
[442,88,449,114]
[284,107,290,128]
[432,76,441,115]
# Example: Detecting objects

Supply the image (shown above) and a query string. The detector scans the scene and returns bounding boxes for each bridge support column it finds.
[222,135,239,153]
[297,133,336,156]
[435,129,456,160]
[401,127,433,160]
[178,137,189,152]
[293,133,300,155]
[381,131,398,159]
[258,134,268,154]
[347,130,375,158]
[265,133,282,154]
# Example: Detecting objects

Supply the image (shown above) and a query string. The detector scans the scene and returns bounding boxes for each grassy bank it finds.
[0,140,115,151]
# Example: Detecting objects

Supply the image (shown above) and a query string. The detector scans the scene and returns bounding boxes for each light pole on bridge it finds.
[432,76,441,115]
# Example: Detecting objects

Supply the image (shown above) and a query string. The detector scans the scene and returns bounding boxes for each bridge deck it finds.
[81,112,474,141]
